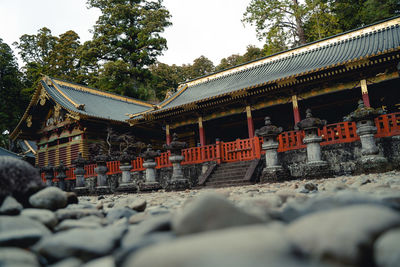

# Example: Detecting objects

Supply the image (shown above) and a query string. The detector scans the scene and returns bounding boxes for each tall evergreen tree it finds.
[83,0,172,99]
[0,38,24,149]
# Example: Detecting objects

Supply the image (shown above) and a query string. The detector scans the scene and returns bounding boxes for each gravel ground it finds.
[1,170,400,267]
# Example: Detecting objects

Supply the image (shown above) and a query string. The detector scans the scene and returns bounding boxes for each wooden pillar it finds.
[292,95,301,125]
[198,117,205,146]
[246,106,255,138]
[361,79,371,107]
[166,124,171,145]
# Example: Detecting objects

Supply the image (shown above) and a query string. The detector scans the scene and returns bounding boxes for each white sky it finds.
[0,0,263,66]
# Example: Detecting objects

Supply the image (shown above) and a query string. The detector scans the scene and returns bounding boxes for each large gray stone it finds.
[82,256,115,267]
[106,207,137,223]
[49,258,82,267]
[123,224,310,267]
[55,219,102,231]
[0,156,44,206]
[21,208,58,229]
[0,247,40,267]
[123,214,172,241]
[374,227,400,267]
[116,232,175,266]
[37,224,127,262]
[29,187,68,211]
[0,196,23,215]
[0,215,51,247]
[172,193,265,235]
[279,190,400,222]
[129,199,147,212]
[286,205,400,265]
[55,208,104,221]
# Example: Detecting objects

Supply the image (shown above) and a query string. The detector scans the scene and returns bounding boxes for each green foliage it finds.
[331,0,400,31]
[149,62,186,100]
[0,39,24,148]
[84,0,172,99]
[14,28,83,98]
[242,0,307,47]
[303,0,341,42]
[216,45,264,71]
[242,0,398,53]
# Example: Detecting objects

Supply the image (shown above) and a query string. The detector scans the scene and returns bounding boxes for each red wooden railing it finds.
[375,112,400,138]
[41,112,400,181]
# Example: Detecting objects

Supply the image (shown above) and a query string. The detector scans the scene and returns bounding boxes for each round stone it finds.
[29,187,68,211]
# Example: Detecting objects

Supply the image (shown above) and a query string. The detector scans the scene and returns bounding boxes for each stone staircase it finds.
[204,160,259,188]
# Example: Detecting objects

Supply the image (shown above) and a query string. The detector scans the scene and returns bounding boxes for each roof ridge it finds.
[51,77,154,108]
[184,16,400,88]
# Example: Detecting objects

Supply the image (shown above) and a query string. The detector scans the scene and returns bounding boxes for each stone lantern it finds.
[55,161,68,191]
[344,100,387,171]
[255,116,287,182]
[163,133,189,191]
[73,153,88,195]
[116,151,137,192]
[94,150,110,194]
[140,144,161,191]
[41,164,54,187]
[296,109,329,177]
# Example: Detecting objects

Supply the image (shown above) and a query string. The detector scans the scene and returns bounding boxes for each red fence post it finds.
[215,140,222,164]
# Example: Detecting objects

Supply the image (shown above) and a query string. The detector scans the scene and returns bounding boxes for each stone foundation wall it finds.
[63,136,400,192]
[274,136,400,179]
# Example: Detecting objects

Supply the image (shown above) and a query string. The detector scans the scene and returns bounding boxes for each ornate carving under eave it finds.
[39,88,49,106]
[66,112,80,121]
[26,115,32,127]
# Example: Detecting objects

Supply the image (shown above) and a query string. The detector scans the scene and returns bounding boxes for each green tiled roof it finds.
[135,17,400,120]
[43,78,152,123]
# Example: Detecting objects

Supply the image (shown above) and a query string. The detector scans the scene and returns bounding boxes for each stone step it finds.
[207,177,245,183]
[211,170,248,177]
[207,173,246,180]
[218,162,252,168]
[205,180,252,188]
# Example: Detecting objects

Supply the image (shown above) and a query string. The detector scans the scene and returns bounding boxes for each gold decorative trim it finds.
[292,95,299,109]
[39,88,49,106]
[48,78,85,110]
[158,84,189,108]
[360,79,368,94]
[277,77,297,86]
[246,106,252,118]
[26,115,32,127]
[198,117,203,128]
[230,90,247,98]
[66,112,80,121]
[24,140,37,155]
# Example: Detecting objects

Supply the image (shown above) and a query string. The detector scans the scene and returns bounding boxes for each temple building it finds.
[128,17,400,146]
[10,77,159,167]
[11,16,400,171]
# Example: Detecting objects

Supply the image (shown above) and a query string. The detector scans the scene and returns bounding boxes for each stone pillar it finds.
[55,161,68,191]
[140,145,161,191]
[296,109,330,178]
[115,152,137,192]
[94,152,110,194]
[255,117,287,182]
[42,165,54,187]
[164,133,189,191]
[73,152,88,195]
[246,106,255,138]
[344,100,387,172]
